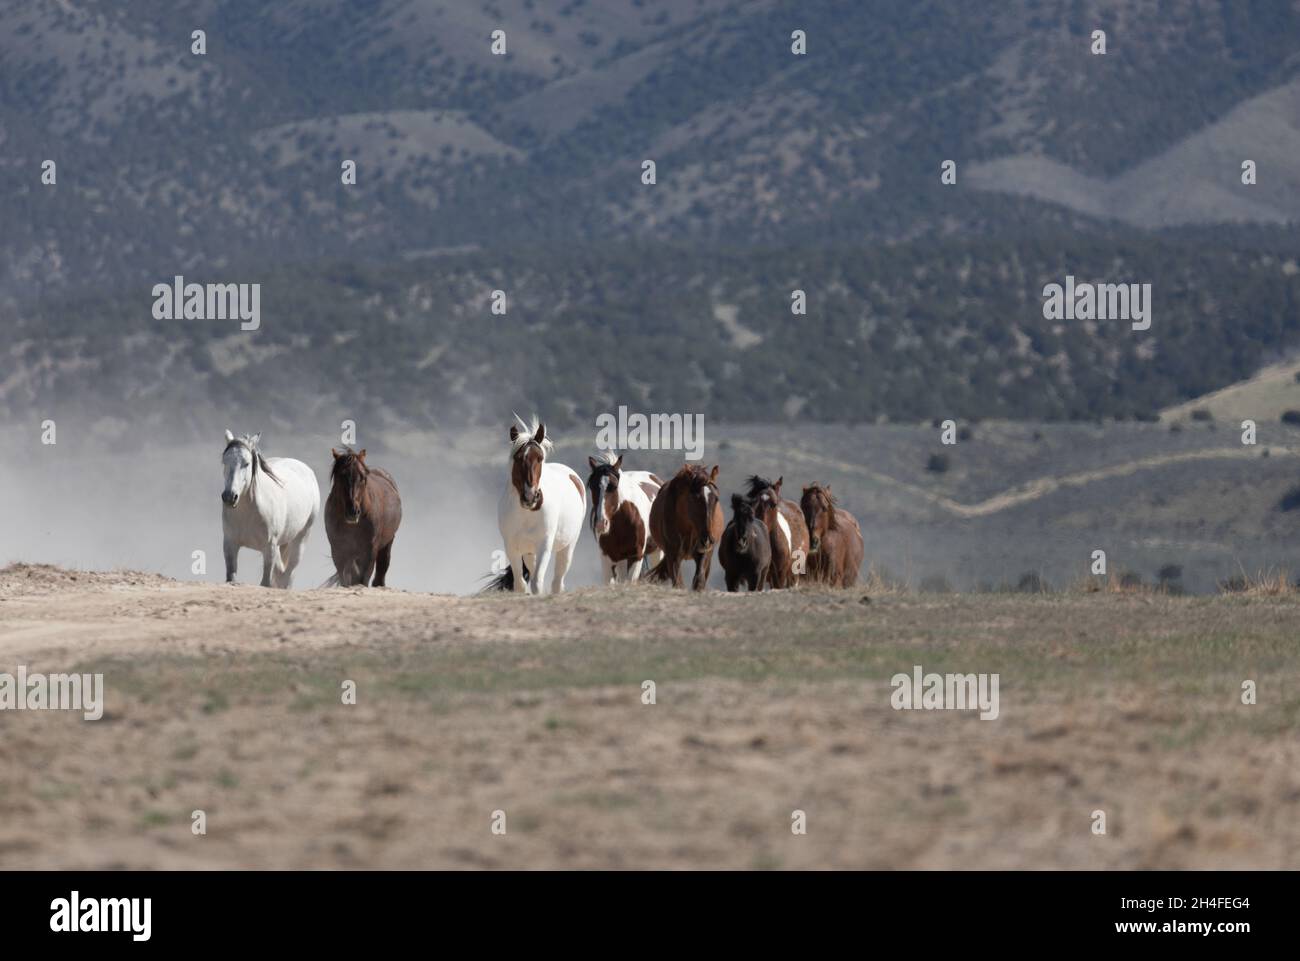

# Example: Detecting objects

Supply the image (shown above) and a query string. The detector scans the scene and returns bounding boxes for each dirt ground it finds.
[1,562,1298,869]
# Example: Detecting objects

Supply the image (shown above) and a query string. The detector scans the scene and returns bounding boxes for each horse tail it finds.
[644,555,672,583]
[479,560,529,593]
[319,558,361,589]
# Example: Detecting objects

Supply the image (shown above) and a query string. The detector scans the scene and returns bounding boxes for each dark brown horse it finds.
[324,448,402,587]
[744,476,810,588]
[718,494,770,592]
[800,483,864,587]
[647,463,724,590]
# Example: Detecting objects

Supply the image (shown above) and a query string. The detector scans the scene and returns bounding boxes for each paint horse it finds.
[586,452,664,584]
[718,493,771,592]
[220,430,319,588]
[743,475,810,589]
[489,415,586,594]
[647,464,724,590]
[800,483,864,587]
[324,448,403,587]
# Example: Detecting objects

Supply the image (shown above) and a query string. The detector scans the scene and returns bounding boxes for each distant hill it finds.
[5,0,1300,427]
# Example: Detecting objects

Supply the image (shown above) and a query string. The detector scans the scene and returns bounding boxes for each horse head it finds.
[222,429,277,507]
[744,474,784,533]
[509,415,551,511]
[586,452,624,537]
[331,447,369,524]
[800,483,837,554]
[729,493,757,552]
[675,464,722,555]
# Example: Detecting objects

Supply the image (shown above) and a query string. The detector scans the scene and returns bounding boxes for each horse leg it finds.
[725,571,739,592]
[276,538,303,590]
[691,551,712,591]
[551,544,573,594]
[260,547,276,588]
[510,555,529,593]
[223,538,238,583]
[600,554,615,587]
[627,556,643,584]
[532,542,555,596]
[373,542,392,587]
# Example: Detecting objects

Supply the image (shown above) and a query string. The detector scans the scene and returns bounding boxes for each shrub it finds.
[926,452,950,473]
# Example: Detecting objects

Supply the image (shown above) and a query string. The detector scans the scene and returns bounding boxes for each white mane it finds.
[510,412,553,458]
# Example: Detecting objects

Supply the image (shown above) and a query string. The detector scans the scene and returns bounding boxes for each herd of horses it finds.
[218,416,865,594]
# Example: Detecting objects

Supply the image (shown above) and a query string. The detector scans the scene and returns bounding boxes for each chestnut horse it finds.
[324,448,403,586]
[743,476,810,589]
[646,464,724,590]
[800,483,864,587]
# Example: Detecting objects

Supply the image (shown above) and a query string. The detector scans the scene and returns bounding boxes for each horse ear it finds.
[510,425,520,442]
[331,448,340,460]
[588,455,600,471]
[773,476,783,494]
[534,423,546,444]
[250,432,261,447]
[357,449,367,461]
[709,465,719,483]
[613,454,623,470]
[224,429,234,443]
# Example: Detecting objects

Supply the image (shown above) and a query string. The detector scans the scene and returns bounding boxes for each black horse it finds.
[718,494,771,592]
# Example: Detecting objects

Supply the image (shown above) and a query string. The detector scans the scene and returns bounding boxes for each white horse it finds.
[586,451,663,584]
[220,430,320,588]
[494,415,585,595]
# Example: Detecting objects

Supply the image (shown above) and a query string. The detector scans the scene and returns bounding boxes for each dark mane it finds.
[225,436,282,486]
[802,483,839,530]
[331,447,366,482]
[744,475,773,499]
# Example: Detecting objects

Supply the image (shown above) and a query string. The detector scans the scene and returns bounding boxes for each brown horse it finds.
[800,483,864,587]
[744,476,810,588]
[324,448,402,587]
[647,464,724,590]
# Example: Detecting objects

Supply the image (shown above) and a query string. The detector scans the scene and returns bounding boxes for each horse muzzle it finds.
[809,536,821,553]
[345,512,361,525]
[696,537,714,554]
[521,491,543,511]
[221,491,238,507]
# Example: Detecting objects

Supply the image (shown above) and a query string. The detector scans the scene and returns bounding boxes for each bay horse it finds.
[800,483,864,587]
[586,452,664,584]
[646,463,724,590]
[743,475,810,589]
[487,415,585,595]
[220,430,319,588]
[718,493,770,592]
[324,447,403,587]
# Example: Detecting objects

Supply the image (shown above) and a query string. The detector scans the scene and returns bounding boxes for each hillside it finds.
[3,0,1300,301]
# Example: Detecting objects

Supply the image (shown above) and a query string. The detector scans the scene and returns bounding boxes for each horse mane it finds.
[225,434,283,487]
[592,450,620,468]
[675,463,715,489]
[744,475,773,499]
[510,412,553,458]
[804,483,839,530]
[331,447,367,481]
